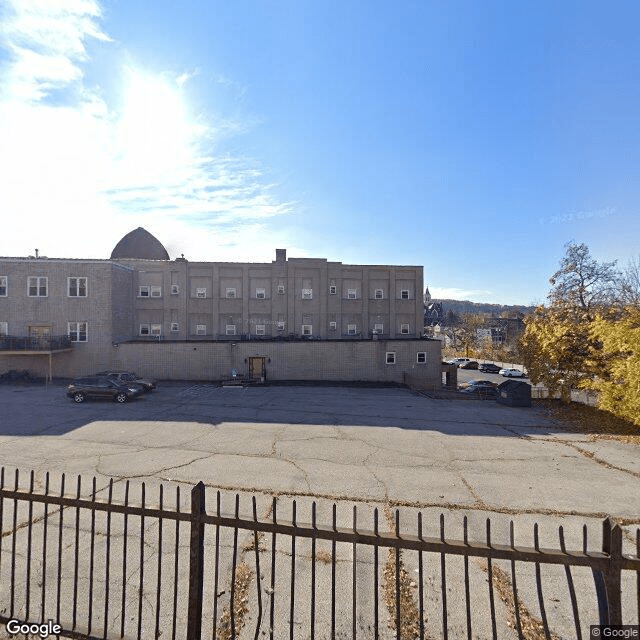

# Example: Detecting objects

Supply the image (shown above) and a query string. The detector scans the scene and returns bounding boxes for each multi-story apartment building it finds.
[0,228,440,384]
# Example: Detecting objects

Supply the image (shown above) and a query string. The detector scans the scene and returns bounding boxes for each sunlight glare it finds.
[116,68,198,184]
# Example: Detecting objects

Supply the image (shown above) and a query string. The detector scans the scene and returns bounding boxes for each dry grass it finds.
[536,398,640,444]
[382,548,424,640]
[381,506,427,639]
[485,562,563,640]
[315,547,332,564]
[216,562,253,640]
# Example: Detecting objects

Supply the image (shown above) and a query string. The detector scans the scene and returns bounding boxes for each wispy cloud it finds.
[429,287,495,302]
[0,0,294,260]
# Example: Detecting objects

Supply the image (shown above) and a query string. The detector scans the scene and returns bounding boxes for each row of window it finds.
[0,277,87,298]
[140,322,411,336]
[0,277,414,301]
[385,352,428,365]
[139,286,413,299]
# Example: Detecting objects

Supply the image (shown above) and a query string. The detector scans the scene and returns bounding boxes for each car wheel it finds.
[115,392,128,403]
[73,392,85,403]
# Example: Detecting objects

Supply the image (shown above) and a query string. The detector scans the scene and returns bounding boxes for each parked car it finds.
[459,360,479,369]
[464,379,497,387]
[460,384,498,398]
[94,370,157,392]
[478,363,502,374]
[446,358,472,366]
[66,377,144,403]
[499,368,527,378]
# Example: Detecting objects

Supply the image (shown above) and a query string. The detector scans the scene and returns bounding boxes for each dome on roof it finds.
[110,228,170,260]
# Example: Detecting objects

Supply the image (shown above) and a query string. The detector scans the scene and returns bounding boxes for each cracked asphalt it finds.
[1,382,639,639]
[0,382,638,521]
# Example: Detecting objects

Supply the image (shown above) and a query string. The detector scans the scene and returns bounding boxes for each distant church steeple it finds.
[424,286,432,304]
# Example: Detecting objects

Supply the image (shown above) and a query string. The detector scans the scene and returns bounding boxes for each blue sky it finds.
[0,0,638,305]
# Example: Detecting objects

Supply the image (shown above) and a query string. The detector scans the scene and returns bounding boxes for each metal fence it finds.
[0,468,638,639]
[0,336,73,351]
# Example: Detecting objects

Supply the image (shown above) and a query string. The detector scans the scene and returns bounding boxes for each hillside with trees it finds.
[433,300,535,317]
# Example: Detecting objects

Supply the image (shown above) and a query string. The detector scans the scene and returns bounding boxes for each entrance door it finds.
[29,325,51,338]
[248,357,266,382]
[29,325,51,347]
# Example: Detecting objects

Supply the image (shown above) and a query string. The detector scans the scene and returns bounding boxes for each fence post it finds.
[187,482,206,640]
[594,517,623,625]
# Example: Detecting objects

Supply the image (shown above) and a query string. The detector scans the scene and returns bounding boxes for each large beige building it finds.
[0,228,440,384]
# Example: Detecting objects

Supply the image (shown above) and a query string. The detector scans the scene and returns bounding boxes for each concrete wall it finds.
[106,339,441,384]
[1,337,441,385]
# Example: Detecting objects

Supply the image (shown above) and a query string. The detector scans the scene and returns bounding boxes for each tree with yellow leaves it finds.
[519,305,599,401]
[584,309,640,426]
[519,242,620,402]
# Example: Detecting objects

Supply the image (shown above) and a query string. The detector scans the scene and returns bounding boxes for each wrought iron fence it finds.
[0,468,638,639]
[0,336,73,351]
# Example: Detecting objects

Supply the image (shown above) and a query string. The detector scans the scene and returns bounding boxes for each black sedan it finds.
[94,370,157,392]
[478,363,502,373]
[459,360,479,369]
[66,377,144,403]
[460,384,498,398]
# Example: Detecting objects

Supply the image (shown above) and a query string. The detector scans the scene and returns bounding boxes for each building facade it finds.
[0,228,440,384]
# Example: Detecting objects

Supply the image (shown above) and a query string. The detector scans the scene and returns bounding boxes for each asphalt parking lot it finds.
[1,380,638,517]
[0,381,638,638]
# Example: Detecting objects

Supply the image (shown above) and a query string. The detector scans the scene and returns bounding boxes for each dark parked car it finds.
[94,370,157,392]
[460,385,498,398]
[66,377,144,403]
[478,363,502,373]
[464,379,497,388]
[459,360,479,369]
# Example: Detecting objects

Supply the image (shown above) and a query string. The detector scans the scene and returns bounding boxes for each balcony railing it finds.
[0,335,73,352]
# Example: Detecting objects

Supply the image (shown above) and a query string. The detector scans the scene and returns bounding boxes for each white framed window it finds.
[347,288,356,299]
[226,324,236,335]
[226,288,237,299]
[256,288,266,299]
[0,322,8,337]
[329,321,337,330]
[0,276,6,296]
[329,285,337,295]
[277,284,285,294]
[140,323,161,336]
[417,352,427,364]
[256,324,266,335]
[196,324,206,335]
[401,323,410,334]
[171,284,180,295]
[400,289,410,300]
[374,289,384,299]
[347,324,357,335]
[28,276,47,297]
[171,322,179,332]
[302,324,312,335]
[139,285,161,298]
[196,288,207,298]
[68,277,87,297]
[67,322,87,342]
[374,323,384,334]
[277,321,285,331]
[386,352,396,365]
[302,288,313,300]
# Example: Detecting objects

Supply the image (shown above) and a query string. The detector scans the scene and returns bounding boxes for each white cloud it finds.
[0,0,294,261]
[429,287,495,302]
